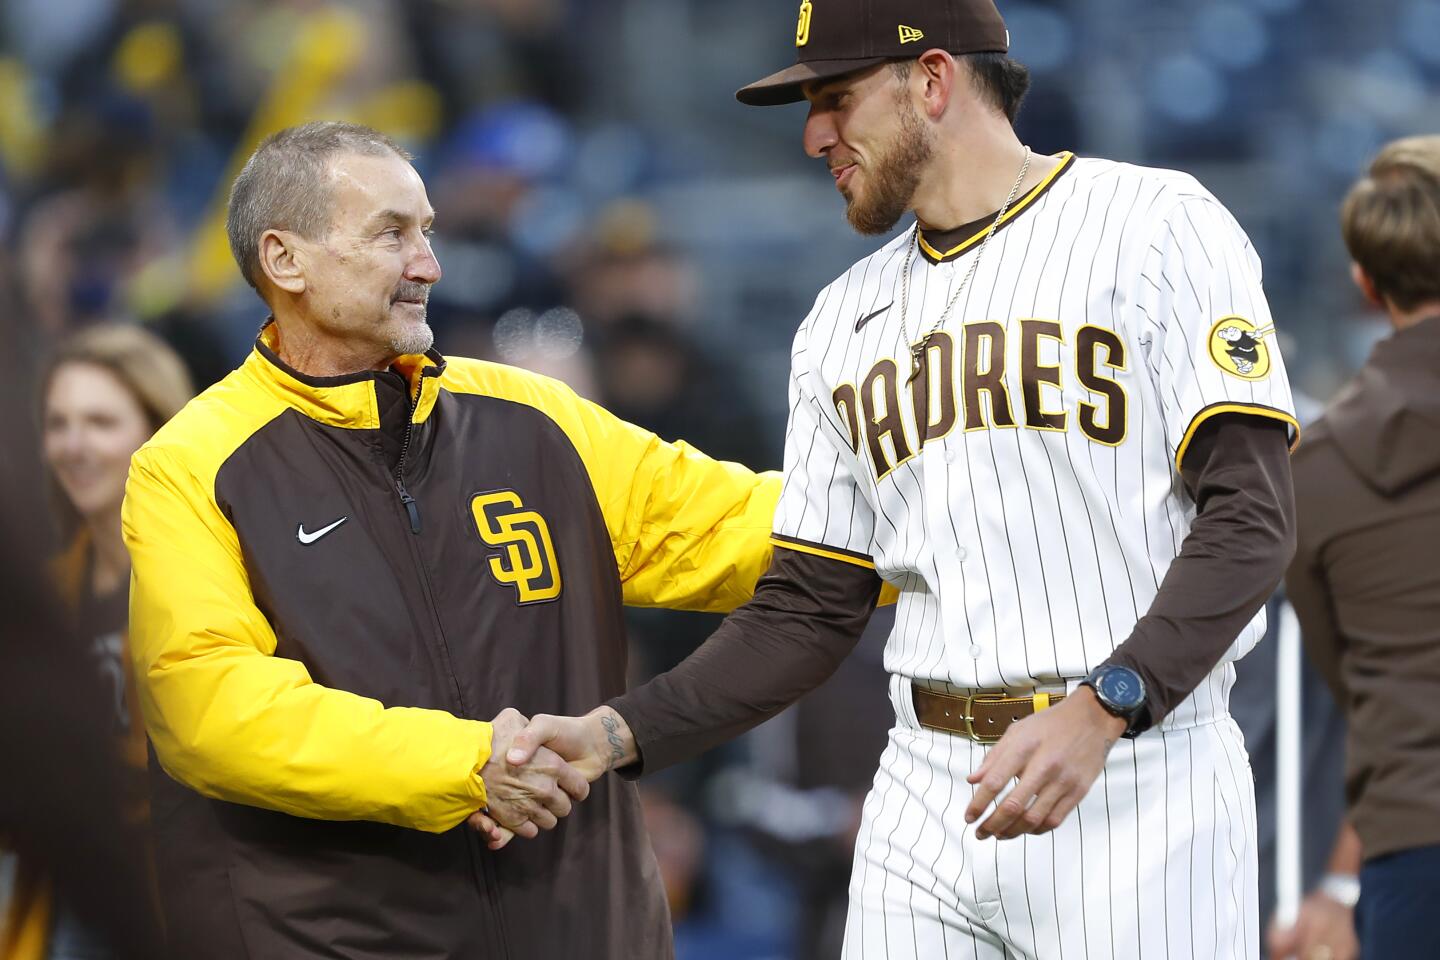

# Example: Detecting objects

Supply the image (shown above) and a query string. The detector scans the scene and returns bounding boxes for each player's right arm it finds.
[124,446,496,833]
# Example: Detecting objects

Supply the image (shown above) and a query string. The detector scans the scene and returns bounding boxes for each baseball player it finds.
[507,1,1299,956]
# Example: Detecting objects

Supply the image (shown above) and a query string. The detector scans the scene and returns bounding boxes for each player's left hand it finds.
[964,686,1128,840]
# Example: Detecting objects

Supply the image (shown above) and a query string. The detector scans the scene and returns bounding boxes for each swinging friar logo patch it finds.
[1207,316,1274,380]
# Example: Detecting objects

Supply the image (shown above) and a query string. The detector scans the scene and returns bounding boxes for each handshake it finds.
[468,705,637,850]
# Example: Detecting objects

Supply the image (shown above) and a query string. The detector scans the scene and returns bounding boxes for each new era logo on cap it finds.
[898,24,925,44]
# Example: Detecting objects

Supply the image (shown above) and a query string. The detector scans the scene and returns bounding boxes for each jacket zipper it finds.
[390,377,464,716]
[388,376,511,958]
[394,382,421,534]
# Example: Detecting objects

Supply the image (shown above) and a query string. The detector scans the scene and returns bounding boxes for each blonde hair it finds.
[41,324,195,539]
[1340,135,1440,311]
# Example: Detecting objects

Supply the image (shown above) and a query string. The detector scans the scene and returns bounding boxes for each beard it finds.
[387,281,435,356]
[389,320,434,356]
[843,97,934,236]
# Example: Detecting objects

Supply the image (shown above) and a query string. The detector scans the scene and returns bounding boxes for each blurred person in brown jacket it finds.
[2,324,191,960]
[1286,134,1440,960]
[0,331,169,960]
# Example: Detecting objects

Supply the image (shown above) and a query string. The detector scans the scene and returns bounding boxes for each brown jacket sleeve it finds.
[1285,511,1347,703]
[606,548,881,776]
[1106,414,1296,731]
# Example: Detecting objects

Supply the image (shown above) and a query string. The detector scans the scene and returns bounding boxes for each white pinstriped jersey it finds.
[772,153,1298,724]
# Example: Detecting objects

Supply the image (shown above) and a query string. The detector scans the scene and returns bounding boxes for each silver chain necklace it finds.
[901,146,1032,383]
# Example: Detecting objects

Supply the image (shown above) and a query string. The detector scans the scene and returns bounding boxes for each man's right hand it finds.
[476,708,591,842]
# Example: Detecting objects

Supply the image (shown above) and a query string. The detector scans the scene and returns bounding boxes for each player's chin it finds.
[845,195,902,237]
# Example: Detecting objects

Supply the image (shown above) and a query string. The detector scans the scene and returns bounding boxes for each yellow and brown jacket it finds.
[121,322,779,959]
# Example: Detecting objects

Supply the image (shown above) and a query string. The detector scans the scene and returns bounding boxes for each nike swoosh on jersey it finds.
[855,303,893,331]
[296,516,348,544]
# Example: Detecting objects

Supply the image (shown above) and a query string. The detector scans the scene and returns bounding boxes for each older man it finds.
[121,121,781,958]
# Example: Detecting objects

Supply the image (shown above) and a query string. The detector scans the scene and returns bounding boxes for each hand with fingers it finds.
[1267,890,1359,960]
[468,707,591,849]
[470,706,637,848]
[963,686,1128,840]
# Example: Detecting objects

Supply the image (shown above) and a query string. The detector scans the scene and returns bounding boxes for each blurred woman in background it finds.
[0,323,192,960]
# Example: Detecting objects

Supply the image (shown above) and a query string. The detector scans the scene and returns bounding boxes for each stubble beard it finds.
[387,282,435,356]
[389,316,434,356]
[844,96,934,237]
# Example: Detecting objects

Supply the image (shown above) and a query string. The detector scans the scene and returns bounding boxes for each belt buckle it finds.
[963,692,1008,743]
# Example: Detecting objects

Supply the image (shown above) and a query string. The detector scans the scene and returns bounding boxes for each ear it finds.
[1350,262,1383,308]
[258,229,307,296]
[912,48,959,121]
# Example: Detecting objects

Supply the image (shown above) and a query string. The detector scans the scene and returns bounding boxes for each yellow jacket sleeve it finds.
[122,446,491,833]
[562,397,781,614]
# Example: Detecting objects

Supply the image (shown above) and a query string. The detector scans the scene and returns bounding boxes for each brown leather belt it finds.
[912,683,1065,743]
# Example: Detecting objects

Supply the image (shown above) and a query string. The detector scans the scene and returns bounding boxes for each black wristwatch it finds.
[1080,663,1147,738]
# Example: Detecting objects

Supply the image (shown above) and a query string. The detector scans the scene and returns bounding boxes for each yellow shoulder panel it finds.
[138,355,295,495]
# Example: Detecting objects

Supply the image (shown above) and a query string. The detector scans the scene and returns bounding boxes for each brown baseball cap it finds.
[737,0,1010,106]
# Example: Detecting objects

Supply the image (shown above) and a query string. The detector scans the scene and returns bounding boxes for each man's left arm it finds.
[549,381,895,615]
[534,380,781,613]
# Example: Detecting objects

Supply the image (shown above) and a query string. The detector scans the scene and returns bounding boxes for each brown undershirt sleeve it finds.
[1105,413,1296,732]
[605,548,882,777]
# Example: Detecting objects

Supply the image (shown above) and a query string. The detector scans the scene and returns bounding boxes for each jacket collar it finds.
[244,319,447,429]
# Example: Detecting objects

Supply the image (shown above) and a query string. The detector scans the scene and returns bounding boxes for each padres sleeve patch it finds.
[1207,316,1273,380]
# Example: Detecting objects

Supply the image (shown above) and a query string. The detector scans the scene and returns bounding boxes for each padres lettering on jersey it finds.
[835,322,1130,480]
[772,153,1298,728]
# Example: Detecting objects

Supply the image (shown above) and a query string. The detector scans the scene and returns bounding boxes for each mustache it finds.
[391,282,431,304]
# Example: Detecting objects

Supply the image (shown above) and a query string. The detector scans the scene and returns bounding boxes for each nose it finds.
[48,423,87,463]
[803,106,838,160]
[407,235,442,285]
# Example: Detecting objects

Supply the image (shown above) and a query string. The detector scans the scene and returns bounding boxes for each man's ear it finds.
[913,48,959,121]
[259,229,307,296]
[1350,262,1383,308]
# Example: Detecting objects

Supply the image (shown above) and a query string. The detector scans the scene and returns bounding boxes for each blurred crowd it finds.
[1,0,1438,958]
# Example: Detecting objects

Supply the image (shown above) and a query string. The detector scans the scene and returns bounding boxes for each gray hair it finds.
[226,121,413,290]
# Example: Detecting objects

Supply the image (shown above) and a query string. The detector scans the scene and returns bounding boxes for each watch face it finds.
[1098,667,1145,712]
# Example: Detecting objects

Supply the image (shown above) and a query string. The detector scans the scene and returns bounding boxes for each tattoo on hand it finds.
[600,714,626,770]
